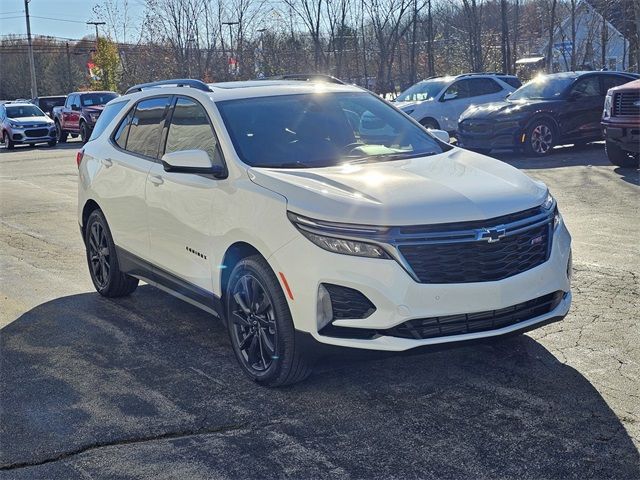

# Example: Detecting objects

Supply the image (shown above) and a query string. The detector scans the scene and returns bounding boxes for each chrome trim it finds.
[288,204,555,282]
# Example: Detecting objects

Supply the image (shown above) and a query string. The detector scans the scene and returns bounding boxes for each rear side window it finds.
[443,80,471,100]
[164,97,222,166]
[113,110,133,149]
[602,75,632,94]
[89,100,128,142]
[571,77,601,97]
[125,96,170,158]
[499,76,522,89]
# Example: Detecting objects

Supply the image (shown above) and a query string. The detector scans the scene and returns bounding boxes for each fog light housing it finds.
[317,284,333,331]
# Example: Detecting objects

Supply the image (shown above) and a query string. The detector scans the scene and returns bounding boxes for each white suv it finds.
[78,78,572,386]
[393,74,521,132]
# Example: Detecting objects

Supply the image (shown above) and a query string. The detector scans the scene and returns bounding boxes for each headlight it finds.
[9,121,21,128]
[603,94,612,118]
[288,212,391,259]
[542,192,555,210]
[542,192,561,228]
[90,113,100,122]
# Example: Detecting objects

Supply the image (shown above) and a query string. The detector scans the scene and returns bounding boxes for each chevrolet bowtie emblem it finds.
[479,226,507,243]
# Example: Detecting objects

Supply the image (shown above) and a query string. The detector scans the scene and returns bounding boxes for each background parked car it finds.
[31,95,67,118]
[53,91,119,144]
[393,73,521,132]
[601,78,639,168]
[0,102,56,149]
[457,71,639,156]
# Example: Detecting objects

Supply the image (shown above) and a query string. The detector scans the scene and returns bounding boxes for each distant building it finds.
[550,0,631,72]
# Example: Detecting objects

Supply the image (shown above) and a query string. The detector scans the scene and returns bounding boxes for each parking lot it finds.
[0,140,638,478]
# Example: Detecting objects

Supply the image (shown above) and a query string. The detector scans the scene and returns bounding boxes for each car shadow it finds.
[490,143,612,169]
[1,286,638,478]
[613,166,639,186]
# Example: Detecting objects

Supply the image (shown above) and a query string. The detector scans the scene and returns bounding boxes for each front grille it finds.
[397,207,553,284]
[384,291,564,340]
[460,120,492,134]
[323,283,376,319]
[612,91,640,117]
[25,128,49,138]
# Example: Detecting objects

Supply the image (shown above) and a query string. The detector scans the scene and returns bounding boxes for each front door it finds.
[146,96,226,294]
[561,75,603,140]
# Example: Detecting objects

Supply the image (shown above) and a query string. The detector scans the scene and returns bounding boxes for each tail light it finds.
[76,150,84,168]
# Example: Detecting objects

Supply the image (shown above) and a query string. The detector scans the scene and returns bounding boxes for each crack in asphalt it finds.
[0,422,249,471]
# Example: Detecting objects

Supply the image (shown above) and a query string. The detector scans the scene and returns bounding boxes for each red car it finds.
[52,91,119,144]
[602,79,639,168]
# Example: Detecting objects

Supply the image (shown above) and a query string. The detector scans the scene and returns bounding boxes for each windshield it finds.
[510,76,575,100]
[394,80,447,102]
[6,105,46,118]
[217,92,446,169]
[81,92,118,107]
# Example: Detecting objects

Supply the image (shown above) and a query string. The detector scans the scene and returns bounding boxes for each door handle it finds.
[101,158,113,168]
[149,175,164,186]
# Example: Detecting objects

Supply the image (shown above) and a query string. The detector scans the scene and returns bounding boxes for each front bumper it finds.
[457,119,523,150]
[269,217,572,351]
[602,122,640,153]
[9,126,57,144]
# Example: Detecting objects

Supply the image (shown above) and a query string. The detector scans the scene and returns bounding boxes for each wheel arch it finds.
[526,113,559,136]
[220,241,265,301]
[419,117,440,129]
[81,199,101,241]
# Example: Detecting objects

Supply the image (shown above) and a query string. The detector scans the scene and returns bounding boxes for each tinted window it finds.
[125,96,170,158]
[443,80,471,100]
[602,75,632,94]
[395,80,448,102]
[113,109,133,149]
[217,92,445,168]
[499,76,522,89]
[89,100,128,142]
[510,76,576,100]
[468,78,503,96]
[165,97,222,166]
[571,77,601,97]
[81,92,118,106]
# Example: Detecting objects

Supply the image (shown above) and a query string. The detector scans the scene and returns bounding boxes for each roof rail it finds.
[262,74,345,85]
[125,79,212,95]
[457,72,510,78]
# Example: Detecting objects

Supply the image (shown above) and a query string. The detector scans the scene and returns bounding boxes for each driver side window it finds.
[571,77,600,98]
[165,97,223,167]
[443,80,470,101]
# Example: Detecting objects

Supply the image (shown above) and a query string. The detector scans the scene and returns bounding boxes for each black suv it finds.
[457,71,639,156]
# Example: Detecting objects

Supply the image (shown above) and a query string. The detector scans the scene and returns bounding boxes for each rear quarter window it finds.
[88,101,128,143]
[499,76,522,89]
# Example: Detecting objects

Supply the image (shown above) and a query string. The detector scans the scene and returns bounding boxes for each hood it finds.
[460,99,561,121]
[83,105,105,114]
[8,115,53,125]
[248,148,547,226]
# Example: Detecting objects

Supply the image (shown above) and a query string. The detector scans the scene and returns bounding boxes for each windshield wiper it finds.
[345,151,437,164]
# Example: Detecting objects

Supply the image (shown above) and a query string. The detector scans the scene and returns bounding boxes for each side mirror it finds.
[505,92,512,99]
[428,129,450,143]
[161,149,226,178]
[442,92,457,102]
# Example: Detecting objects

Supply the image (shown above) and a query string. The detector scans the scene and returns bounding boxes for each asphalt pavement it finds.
[1,140,638,479]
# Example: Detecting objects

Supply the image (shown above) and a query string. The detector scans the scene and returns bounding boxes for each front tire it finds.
[5,132,15,150]
[80,122,89,144]
[85,210,138,297]
[56,121,67,143]
[48,140,57,147]
[605,140,639,168]
[225,255,312,387]
[525,119,555,157]
[419,117,440,130]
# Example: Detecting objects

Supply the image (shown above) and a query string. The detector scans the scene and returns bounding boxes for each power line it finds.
[30,15,90,24]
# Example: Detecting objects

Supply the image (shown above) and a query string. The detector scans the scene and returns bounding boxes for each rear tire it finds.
[225,255,312,387]
[56,121,67,143]
[85,210,139,297]
[48,140,57,147]
[605,140,638,168]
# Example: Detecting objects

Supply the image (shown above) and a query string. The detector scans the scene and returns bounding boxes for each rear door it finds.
[146,96,227,295]
[95,96,171,261]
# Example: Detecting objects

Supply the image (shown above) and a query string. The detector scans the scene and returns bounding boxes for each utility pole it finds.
[86,21,106,43]
[66,42,73,92]
[24,0,38,99]
[222,21,239,77]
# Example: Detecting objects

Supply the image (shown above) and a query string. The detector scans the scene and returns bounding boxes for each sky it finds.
[0,0,145,41]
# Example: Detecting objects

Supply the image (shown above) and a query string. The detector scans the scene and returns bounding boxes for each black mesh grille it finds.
[613,91,640,117]
[384,291,564,340]
[25,128,49,138]
[323,283,376,320]
[399,223,551,284]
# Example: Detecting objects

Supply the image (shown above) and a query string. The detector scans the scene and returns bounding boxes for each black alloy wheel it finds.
[225,255,312,386]
[84,210,138,297]
[229,274,277,373]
